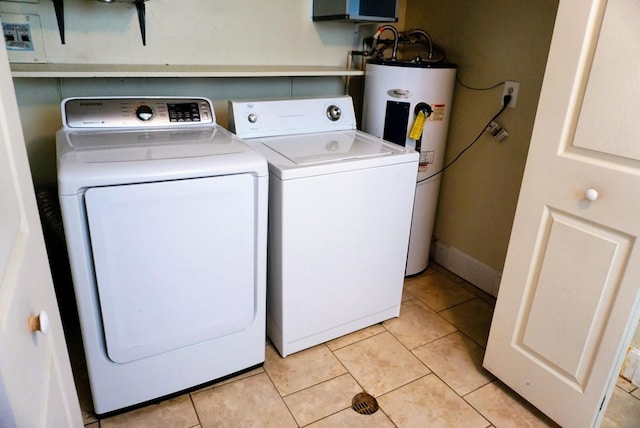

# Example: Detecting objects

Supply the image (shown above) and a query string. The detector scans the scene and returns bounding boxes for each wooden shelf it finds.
[10,63,364,78]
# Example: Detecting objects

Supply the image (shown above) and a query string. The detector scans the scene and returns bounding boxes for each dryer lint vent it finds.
[351,392,379,415]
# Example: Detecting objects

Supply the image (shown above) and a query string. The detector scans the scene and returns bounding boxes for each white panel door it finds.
[0,26,83,428]
[484,0,640,427]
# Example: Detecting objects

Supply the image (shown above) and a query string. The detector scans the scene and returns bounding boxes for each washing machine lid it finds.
[263,130,392,166]
[251,130,418,180]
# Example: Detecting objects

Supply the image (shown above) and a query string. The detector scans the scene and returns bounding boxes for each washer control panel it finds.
[228,96,357,139]
[62,97,214,128]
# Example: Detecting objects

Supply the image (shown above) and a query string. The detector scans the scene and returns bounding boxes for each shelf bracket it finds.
[52,0,65,44]
[135,0,146,46]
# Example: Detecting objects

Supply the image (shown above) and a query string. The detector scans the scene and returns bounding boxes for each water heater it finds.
[362,59,456,275]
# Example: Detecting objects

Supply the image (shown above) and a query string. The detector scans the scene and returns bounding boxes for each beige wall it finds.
[404,0,558,272]
[0,0,357,66]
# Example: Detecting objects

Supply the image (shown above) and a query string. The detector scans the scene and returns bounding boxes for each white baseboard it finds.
[432,240,502,297]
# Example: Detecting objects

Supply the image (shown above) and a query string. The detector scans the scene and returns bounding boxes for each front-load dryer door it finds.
[84,175,257,363]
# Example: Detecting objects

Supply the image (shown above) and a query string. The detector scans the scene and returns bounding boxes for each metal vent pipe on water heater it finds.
[362,59,456,276]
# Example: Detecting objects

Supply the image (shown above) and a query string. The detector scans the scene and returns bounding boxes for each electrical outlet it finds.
[502,80,520,108]
[485,121,509,142]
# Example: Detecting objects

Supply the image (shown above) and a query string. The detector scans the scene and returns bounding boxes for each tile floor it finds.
[67,264,640,427]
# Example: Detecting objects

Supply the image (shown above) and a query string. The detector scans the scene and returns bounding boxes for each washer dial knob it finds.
[135,105,154,121]
[327,105,341,121]
[248,113,258,123]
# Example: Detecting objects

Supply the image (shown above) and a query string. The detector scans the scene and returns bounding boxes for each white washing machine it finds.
[57,97,268,414]
[229,96,418,357]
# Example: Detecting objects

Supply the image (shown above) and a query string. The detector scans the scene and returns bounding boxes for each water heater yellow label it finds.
[409,110,427,140]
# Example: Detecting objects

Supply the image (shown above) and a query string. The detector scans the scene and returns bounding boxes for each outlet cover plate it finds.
[502,80,520,108]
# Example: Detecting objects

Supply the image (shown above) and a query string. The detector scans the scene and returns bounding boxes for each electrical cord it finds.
[417,94,512,183]
[456,76,505,91]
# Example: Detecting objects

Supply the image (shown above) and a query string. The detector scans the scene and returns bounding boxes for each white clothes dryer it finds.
[229,96,418,357]
[57,97,268,414]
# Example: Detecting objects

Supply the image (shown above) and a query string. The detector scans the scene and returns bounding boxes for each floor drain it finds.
[351,392,379,415]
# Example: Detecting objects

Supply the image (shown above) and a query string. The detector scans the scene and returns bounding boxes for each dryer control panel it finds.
[62,97,215,129]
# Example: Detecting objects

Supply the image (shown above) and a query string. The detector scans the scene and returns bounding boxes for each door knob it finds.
[28,310,49,335]
[584,188,599,201]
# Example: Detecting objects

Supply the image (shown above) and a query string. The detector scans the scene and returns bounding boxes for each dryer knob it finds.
[248,113,258,124]
[135,105,154,121]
